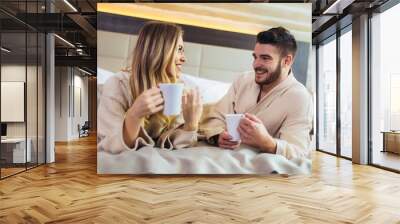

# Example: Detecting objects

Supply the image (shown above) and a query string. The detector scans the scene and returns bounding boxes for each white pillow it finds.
[97,67,117,85]
[96,69,231,105]
[180,74,231,104]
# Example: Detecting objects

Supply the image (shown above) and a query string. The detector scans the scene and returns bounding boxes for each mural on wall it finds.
[97,3,313,175]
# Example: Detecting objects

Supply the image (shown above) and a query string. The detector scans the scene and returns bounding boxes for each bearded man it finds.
[201,27,313,160]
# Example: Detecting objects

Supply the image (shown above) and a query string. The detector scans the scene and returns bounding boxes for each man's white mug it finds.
[225,114,244,141]
[159,83,184,116]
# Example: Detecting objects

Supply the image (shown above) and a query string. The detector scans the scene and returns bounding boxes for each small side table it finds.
[381,131,400,154]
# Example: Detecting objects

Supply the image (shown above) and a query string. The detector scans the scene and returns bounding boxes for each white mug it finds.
[225,114,244,141]
[159,83,184,116]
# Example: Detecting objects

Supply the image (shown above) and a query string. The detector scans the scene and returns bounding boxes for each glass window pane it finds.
[318,37,337,154]
[371,3,400,171]
[1,30,27,177]
[1,0,46,179]
[340,29,352,158]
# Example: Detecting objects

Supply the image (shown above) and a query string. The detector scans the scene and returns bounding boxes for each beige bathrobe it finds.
[97,71,197,154]
[200,71,314,160]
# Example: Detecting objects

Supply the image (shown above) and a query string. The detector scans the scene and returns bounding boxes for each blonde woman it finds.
[98,22,203,153]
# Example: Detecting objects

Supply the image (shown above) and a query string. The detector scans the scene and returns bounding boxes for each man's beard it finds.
[254,63,282,86]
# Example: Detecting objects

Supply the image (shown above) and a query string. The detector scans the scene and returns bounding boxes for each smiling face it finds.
[173,35,186,77]
[252,43,284,86]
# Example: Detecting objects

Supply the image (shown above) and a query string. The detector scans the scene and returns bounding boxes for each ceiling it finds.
[311,0,390,43]
[98,3,312,42]
[1,0,98,73]
[0,0,395,75]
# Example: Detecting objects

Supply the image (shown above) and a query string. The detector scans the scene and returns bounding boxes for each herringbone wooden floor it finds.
[0,135,399,224]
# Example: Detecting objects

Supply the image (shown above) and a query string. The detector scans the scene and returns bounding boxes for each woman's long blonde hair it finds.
[130,21,183,100]
[129,21,183,136]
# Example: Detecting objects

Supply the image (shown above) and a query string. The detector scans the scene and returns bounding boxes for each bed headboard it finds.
[97,30,253,83]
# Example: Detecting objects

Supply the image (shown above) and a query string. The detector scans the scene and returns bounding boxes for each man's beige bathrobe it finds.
[97,71,197,154]
[200,71,314,160]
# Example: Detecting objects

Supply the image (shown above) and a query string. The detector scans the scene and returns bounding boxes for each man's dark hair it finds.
[256,27,297,58]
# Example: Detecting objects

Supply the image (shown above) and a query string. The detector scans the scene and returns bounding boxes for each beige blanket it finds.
[97,143,311,175]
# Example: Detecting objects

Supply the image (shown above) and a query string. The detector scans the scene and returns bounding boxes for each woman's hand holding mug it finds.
[123,87,163,148]
[127,87,164,120]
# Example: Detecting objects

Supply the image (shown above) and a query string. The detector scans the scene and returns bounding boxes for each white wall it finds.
[54,67,89,141]
[55,67,69,141]
[72,74,89,138]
